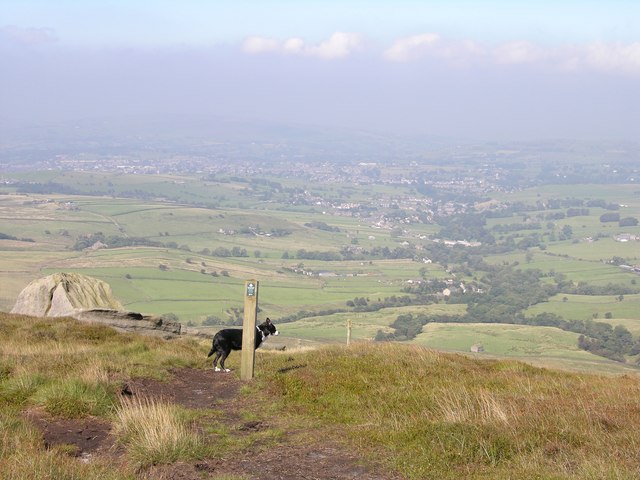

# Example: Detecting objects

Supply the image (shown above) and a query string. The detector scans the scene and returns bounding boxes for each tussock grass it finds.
[32,379,115,418]
[113,396,207,468]
[0,408,41,460]
[0,447,131,480]
[4,311,640,478]
[260,342,640,479]
[0,408,128,480]
[0,374,47,406]
[0,312,210,476]
[0,314,205,412]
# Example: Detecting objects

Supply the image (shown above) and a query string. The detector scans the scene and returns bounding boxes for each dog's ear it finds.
[266,317,271,324]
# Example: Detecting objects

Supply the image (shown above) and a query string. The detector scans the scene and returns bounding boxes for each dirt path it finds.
[26,368,399,479]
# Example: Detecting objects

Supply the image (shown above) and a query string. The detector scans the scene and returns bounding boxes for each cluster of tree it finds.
[566,207,590,217]
[304,221,341,232]
[565,282,639,296]
[402,278,451,296]
[269,228,293,237]
[72,232,162,250]
[346,294,421,312]
[600,212,620,223]
[0,232,34,242]
[519,314,639,362]
[597,213,638,226]
[295,249,342,261]
[492,223,541,233]
[276,308,347,323]
[375,313,431,341]
[201,313,242,326]
[619,217,639,227]
[210,306,265,326]
[586,199,620,209]
[375,308,639,362]
[435,213,496,244]
[211,246,249,257]
[578,327,639,362]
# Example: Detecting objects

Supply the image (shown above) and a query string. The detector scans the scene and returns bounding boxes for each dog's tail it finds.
[207,346,215,357]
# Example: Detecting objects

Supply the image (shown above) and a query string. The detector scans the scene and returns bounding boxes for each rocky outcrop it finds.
[11,273,181,338]
[11,272,123,317]
[75,309,182,338]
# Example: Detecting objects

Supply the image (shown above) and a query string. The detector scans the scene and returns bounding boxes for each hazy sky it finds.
[2,0,639,141]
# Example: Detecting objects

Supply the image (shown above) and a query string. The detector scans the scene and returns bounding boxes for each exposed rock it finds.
[11,272,123,317]
[11,273,181,338]
[75,309,182,338]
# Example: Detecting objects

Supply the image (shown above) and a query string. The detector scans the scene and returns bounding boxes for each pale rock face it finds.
[11,272,123,317]
[11,272,182,338]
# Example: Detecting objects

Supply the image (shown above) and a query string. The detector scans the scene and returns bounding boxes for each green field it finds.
[414,322,640,375]
[526,293,640,321]
[2,173,640,374]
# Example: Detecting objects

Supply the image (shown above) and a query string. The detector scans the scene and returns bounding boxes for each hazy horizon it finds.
[2,1,639,142]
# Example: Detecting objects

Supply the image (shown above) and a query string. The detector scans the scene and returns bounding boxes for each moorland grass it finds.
[258,342,640,479]
[3,311,640,478]
[112,396,209,468]
[0,312,209,476]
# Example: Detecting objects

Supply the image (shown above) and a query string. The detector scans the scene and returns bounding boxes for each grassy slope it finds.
[3,312,640,479]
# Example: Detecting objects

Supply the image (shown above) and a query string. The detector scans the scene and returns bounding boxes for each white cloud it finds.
[308,32,363,59]
[242,36,279,54]
[242,32,363,59]
[282,37,305,55]
[383,33,441,62]
[242,31,640,75]
[383,33,640,75]
[492,41,544,64]
[584,42,640,74]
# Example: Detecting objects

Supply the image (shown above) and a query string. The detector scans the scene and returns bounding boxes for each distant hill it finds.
[0,114,459,168]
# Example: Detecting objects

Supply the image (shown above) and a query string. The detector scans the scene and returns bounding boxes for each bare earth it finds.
[25,368,399,480]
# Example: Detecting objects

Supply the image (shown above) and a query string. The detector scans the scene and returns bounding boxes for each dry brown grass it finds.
[113,396,208,468]
[261,342,640,479]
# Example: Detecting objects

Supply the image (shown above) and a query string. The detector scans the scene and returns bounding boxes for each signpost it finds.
[240,279,259,380]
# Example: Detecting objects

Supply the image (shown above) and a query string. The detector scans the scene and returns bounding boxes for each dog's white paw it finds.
[214,367,221,372]
[224,368,231,373]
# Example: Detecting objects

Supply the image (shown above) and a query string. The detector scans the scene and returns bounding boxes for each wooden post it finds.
[347,318,352,346]
[240,279,259,380]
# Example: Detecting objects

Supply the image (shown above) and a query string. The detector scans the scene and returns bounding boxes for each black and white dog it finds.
[207,318,279,372]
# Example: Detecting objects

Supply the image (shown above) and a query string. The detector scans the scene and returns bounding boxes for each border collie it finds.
[207,318,279,372]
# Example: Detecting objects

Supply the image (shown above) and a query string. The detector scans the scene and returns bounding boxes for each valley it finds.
[2,138,639,374]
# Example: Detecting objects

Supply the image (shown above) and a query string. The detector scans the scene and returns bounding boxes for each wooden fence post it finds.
[240,279,259,380]
[347,318,352,346]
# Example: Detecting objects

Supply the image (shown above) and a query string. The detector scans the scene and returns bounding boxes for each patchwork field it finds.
[1,173,639,374]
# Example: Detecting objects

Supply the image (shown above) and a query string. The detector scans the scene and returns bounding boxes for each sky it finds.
[1,0,639,141]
